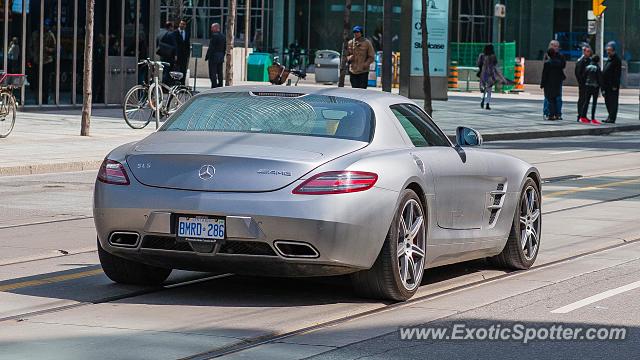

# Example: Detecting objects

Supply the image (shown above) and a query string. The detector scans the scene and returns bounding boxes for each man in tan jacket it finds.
[346,26,375,89]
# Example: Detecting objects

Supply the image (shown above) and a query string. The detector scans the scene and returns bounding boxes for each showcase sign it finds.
[410,0,450,76]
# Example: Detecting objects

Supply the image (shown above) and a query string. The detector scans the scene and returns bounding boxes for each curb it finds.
[2,124,639,177]
[481,124,640,142]
[0,160,103,177]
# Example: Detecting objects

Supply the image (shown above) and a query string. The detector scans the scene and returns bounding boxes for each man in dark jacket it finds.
[574,46,592,122]
[205,23,226,88]
[174,19,191,85]
[541,49,565,120]
[156,21,177,84]
[602,42,622,123]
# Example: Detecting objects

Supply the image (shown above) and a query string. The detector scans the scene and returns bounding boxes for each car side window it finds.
[390,104,450,147]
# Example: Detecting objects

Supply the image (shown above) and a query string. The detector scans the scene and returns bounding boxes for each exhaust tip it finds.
[109,232,140,248]
[273,241,319,258]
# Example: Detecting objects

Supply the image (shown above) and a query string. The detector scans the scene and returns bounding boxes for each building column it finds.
[272,0,285,57]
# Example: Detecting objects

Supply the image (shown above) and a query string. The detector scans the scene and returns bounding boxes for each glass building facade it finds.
[503,0,640,68]
[0,0,153,107]
[3,0,637,108]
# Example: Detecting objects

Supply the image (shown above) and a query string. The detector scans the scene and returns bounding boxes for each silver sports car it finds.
[95,86,541,301]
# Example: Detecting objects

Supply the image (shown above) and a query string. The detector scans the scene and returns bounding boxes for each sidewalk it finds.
[1,80,638,176]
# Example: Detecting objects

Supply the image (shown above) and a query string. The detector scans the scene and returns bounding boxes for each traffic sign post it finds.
[191,43,203,92]
[592,0,607,67]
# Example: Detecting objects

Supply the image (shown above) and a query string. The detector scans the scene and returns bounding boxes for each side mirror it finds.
[455,126,483,147]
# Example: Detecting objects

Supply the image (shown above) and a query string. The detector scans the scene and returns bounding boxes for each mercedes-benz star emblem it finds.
[198,165,216,180]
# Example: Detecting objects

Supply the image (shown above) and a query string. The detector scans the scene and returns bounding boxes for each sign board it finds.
[410,0,450,76]
[191,43,203,58]
[587,10,596,20]
[588,20,597,35]
[494,4,506,18]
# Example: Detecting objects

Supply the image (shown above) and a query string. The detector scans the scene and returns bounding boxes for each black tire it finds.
[351,189,427,301]
[98,239,172,285]
[0,93,16,138]
[490,177,541,269]
[123,85,153,129]
[166,87,192,115]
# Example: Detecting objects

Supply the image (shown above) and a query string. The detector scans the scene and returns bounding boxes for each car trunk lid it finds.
[126,131,366,192]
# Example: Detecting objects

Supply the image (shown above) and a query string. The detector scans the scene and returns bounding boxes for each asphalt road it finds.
[0,132,639,359]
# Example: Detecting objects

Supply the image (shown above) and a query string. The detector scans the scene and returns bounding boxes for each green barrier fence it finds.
[450,42,516,92]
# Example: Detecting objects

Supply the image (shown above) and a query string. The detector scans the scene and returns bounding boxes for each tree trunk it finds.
[381,0,392,92]
[225,0,237,86]
[81,0,95,136]
[421,0,433,116]
[338,0,352,87]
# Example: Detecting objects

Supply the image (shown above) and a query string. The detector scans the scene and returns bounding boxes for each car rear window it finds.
[161,92,374,142]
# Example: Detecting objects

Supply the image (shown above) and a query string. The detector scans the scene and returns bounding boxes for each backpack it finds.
[156,32,175,59]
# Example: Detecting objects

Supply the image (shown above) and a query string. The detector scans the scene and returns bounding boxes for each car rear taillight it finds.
[293,171,378,195]
[97,159,130,185]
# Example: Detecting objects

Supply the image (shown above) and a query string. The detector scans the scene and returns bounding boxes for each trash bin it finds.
[314,50,340,83]
[247,52,273,82]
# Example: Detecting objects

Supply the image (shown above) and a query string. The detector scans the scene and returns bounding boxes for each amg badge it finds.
[257,169,292,176]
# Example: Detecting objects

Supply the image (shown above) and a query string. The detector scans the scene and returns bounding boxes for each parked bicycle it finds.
[122,59,193,129]
[0,73,25,138]
[267,57,307,86]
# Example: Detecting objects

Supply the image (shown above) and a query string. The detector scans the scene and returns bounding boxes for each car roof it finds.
[199,85,412,107]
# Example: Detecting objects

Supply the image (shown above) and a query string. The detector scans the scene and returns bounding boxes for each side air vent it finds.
[488,209,498,224]
[250,91,305,97]
[488,183,506,225]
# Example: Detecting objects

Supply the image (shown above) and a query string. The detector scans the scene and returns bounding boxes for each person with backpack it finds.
[574,45,592,123]
[540,48,564,120]
[156,21,177,84]
[542,40,566,120]
[581,55,602,125]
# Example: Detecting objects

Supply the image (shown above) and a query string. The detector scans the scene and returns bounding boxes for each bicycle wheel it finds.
[148,82,164,112]
[166,87,192,115]
[0,93,16,138]
[123,85,153,129]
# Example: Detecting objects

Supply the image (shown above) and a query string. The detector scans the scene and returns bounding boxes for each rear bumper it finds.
[94,179,399,276]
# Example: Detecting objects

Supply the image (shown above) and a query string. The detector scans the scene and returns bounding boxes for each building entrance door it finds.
[106,0,145,105]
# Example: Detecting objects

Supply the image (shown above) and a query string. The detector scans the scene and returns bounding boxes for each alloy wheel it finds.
[519,185,540,260]
[396,199,426,291]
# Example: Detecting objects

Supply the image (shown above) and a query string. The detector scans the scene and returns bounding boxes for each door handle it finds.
[110,68,121,74]
[126,68,136,74]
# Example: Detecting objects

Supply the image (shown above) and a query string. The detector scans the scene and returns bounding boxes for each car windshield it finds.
[160,92,374,142]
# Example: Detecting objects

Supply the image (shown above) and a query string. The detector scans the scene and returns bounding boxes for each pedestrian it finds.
[477,44,509,110]
[602,42,622,123]
[7,37,20,74]
[542,40,566,120]
[540,48,565,120]
[346,25,375,89]
[174,19,191,85]
[41,19,56,104]
[205,23,226,88]
[156,21,177,85]
[575,45,592,123]
[582,55,602,125]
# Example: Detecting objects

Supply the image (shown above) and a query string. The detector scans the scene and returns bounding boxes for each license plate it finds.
[176,215,225,242]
